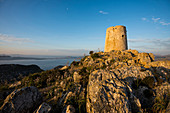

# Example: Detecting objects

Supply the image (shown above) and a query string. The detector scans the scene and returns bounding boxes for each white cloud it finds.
[141,17,147,21]
[0,34,34,43]
[128,38,170,55]
[142,17,170,26]
[99,11,108,14]
[160,21,170,25]
[152,17,160,22]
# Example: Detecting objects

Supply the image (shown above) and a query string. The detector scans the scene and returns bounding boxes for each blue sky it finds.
[0,0,170,56]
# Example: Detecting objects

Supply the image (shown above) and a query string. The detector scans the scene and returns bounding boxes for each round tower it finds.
[104,25,128,52]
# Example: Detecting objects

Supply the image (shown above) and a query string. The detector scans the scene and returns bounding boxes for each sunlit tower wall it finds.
[104,25,128,52]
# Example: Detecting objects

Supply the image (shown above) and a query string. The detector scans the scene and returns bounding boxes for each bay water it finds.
[0,58,77,70]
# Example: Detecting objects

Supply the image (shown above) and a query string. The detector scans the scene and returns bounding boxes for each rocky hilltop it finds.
[0,50,169,113]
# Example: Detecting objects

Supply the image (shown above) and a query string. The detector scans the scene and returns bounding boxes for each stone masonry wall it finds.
[104,25,128,52]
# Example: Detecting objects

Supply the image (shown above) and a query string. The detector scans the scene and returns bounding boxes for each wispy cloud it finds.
[0,34,34,43]
[128,38,170,55]
[152,17,160,22]
[160,21,170,25]
[141,17,170,26]
[141,17,147,21]
[99,10,109,15]
[128,38,170,49]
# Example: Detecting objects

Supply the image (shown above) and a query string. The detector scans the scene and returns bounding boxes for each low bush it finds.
[71,61,80,67]
[152,92,169,113]
[91,53,100,59]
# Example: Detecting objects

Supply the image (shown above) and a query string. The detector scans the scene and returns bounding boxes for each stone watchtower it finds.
[104,25,128,52]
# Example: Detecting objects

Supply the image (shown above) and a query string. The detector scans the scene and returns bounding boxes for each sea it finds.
[0,58,78,70]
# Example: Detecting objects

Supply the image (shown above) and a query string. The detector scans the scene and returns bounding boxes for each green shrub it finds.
[101,64,107,69]
[91,53,100,59]
[152,93,169,113]
[78,98,86,113]
[79,67,87,76]
[141,76,155,88]
[87,66,93,72]
[89,51,94,55]
[80,56,88,62]
[71,61,80,66]
[66,82,76,91]
[110,59,115,64]
[0,85,8,91]
[132,76,155,89]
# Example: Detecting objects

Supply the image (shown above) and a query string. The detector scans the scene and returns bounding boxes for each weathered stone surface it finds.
[137,53,153,65]
[66,105,75,113]
[62,105,75,113]
[34,102,51,113]
[9,81,21,88]
[0,86,42,113]
[86,70,132,113]
[149,61,170,69]
[104,25,127,52]
[73,72,82,83]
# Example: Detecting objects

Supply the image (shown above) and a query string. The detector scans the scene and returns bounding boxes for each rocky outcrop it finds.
[86,69,142,113]
[34,102,51,113]
[62,105,75,113]
[0,86,42,113]
[0,49,169,113]
[73,72,82,83]
[0,64,42,84]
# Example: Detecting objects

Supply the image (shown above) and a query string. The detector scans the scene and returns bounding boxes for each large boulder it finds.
[86,70,141,113]
[73,72,82,83]
[0,86,42,113]
[137,53,154,65]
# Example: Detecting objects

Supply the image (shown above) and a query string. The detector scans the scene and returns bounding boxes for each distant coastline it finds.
[0,55,82,60]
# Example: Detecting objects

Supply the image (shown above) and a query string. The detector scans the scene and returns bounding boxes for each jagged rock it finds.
[34,102,51,113]
[149,53,155,61]
[60,66,69,70]
[137,53,153,65]
[155,82,170,97]
[128,86,142,112]
[166,102,170,113]
[62,105,75,113]
[110,66,154,85]
[73,72,82,83]
[86,70,132,113]
[127,49,139,56]
[0,86,42,113]
[64,92,74,104]
[9,81,21,88]
[66,105,75,113]
[149,61,170,69]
